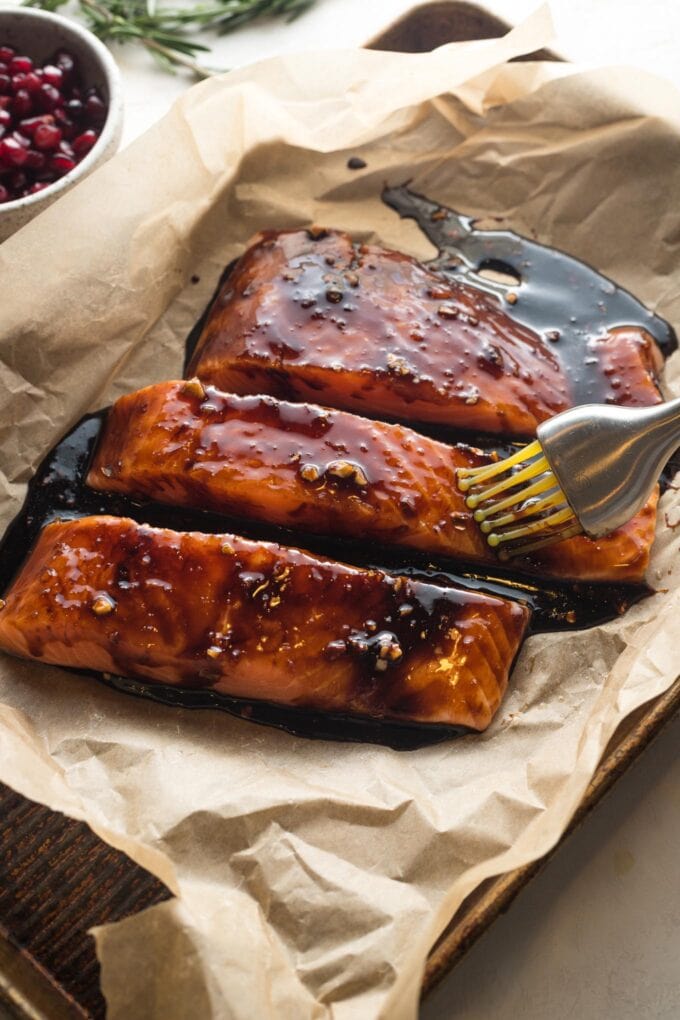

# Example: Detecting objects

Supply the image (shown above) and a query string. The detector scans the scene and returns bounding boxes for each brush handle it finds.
[537,397,680,537]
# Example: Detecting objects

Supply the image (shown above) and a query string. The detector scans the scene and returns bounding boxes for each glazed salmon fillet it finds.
[0,516,530,730]
[87,381,659,583]
[186,229,662,438]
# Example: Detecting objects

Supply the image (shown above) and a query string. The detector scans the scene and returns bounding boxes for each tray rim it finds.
[0,919,87,1020]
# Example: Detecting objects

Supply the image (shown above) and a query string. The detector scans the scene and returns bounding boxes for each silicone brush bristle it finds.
[456,440,583,557]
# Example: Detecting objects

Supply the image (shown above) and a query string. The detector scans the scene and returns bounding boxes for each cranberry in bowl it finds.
[0,6,122,242]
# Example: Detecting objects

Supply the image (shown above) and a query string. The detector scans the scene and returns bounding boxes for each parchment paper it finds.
[0,8,679,1018]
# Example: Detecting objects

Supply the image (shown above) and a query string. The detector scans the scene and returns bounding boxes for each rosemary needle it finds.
[23,0,319,78]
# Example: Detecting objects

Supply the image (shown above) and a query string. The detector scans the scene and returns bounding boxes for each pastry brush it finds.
[456,398,680,558]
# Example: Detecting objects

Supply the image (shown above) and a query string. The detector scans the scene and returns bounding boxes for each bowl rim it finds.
[0,5,123,213]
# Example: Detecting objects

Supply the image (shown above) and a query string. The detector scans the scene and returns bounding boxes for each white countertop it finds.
[111,0,680,147]
[4,2,680,1018]
[423,713,680,1020]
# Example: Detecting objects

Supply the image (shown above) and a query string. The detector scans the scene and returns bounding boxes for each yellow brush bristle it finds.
[473,473,558,524]
[456,439,582,556]
[479,487,565,532]
[457,440,543,492]
[498,522,584,559]
[487,504,575,547]
[464,455,551,510]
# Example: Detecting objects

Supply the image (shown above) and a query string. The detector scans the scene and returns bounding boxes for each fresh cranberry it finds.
[21,72,42,94]
[0,137,28,166]
[41,64,63,88]
[0,42,107,200]
[49,151,75,175]
[0,182,9,202]
[33,122,61,150]
[53,107,76,138]
[37,82,60,111]
[18,114,53,136]
[24,148,45,170]
[84,93,106,124]
[65,97,83,119]
[11,90,32,118]
[8,169,26,191]
[53,49,75,83]
[73,128,97,156]
[9,55,32,74]
[11,130,30,148]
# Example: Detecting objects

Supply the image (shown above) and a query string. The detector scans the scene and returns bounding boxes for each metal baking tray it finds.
[0,4,678,1017]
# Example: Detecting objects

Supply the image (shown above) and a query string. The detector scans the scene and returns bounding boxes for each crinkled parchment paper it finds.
[0,8,678,1018]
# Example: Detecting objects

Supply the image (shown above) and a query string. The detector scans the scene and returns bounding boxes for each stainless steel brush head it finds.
[457,398,680,557]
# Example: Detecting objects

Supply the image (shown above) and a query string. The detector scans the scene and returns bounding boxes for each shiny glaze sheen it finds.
[88,380,659,583]
[383,186,676,393]
[1,186,673,746]
[0,401,653,747]
[187,209,666,438]
[0,515,529,731]
[0,409,653,632]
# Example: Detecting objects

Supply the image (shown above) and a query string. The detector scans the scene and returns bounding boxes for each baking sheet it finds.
[0,7,679,1018]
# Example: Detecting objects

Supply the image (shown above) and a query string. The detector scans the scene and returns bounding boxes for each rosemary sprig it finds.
[24,0,318,77]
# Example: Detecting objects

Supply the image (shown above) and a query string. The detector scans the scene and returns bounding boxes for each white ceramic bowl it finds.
[0,6,123,242]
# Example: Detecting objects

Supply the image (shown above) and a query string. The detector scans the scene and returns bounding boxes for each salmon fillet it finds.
[87,381,658,583]
[186,229,662,438]
[0,516,530,730]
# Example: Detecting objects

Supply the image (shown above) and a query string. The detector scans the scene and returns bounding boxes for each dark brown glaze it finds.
[1,187,674,745]
[382,185,675,400]
[87,380,659,583]
[0,409,650,637]
[186,227,663,438]
[0,516,530,731]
